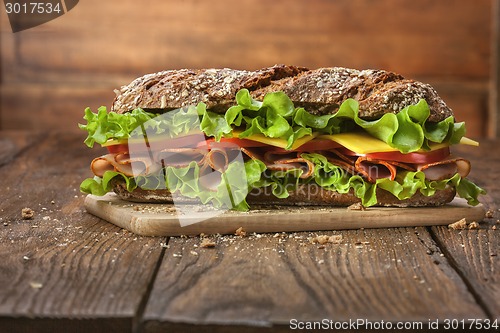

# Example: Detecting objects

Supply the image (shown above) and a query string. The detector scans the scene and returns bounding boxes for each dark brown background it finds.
[1,0,499,138]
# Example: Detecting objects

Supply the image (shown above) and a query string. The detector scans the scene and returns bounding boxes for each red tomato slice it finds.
[295,139,342,152]
[106,144,128,154]
[366,147,450,164]
[202,138,268,148]
[105,134,208,153]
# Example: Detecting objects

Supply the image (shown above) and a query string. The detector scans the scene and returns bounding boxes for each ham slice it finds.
[251,149,314,179]
[263,151,300,164]
[115,152,162,176]
[198,165,223,191]
[417,156,471,181]
[355,156,398,183]
[154,148,207,167]
[266,158,315,179]
[205,143,241,172]
[240,147,267,162]
[90,155,115,177]
[90,153,161,177]
[316,150,358,175]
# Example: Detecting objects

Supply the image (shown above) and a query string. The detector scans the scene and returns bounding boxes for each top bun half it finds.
[112,65,453,123]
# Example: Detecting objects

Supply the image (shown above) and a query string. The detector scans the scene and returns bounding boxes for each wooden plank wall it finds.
[0,0,496,138]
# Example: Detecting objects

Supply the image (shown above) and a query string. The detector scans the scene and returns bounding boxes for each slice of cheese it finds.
[459,136,479,147]
[232,130,318,150]
[317,132,479,154]
[318,132,396,154]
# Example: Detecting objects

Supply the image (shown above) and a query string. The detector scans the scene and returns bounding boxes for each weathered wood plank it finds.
[1,0,494,136]
[431,81,489,138]
[0,131,44,167]
[140,227,485,331]
[431,227,499,320]
[430,141,500,320]
[4,0,491,80]
[0,85,114,131]
[0,132,165,333]
[490,0,500,138]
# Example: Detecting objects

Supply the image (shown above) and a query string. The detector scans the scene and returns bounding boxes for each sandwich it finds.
[79,65,485,211]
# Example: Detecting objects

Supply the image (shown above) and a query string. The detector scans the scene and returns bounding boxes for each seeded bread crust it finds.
[112,65,453,122]
[112,180,456,207]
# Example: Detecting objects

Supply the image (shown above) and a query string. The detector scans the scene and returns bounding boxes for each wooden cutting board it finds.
[84,194,486,236]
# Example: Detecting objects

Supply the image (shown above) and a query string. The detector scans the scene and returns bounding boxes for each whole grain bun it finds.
[112,65,453,122]
[112,179,456,207]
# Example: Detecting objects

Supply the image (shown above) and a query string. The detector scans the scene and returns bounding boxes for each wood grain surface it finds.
[0,131,498,333]
[140,229,485,332]
[0,132,165,333]
[430,141,500,321]
[1,0,496,137]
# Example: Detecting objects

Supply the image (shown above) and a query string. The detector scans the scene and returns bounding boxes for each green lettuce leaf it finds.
[80,89,466,152]
[80,171,137,196]
[81,161,252,211]
[79,107,157,148]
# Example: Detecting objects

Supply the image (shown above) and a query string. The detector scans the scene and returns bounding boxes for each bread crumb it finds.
[311,235,329,244]
[485,210,494,218]
[21,208,35,220]
[347,203,365,211]
[29,282,43,289]
[310,234,343,245]
[448,218,467,230]
[468,221,480,229]
[492,225,497,230]
[200,238,216,248]
[235,227,247,237]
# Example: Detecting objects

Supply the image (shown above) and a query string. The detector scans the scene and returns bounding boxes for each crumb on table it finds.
[448,218,480,230]
[21,208,35,220]
[468,221,479,229]
[448,218,468,230]
[347,203,365,211]
[235,227,247,237]
[310,234,343,245]
[200,238,216,248]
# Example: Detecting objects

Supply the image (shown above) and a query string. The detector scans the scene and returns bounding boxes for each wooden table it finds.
[0,131,498,333]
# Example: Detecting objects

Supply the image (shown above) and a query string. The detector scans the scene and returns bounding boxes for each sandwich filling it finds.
[80,89,485,211]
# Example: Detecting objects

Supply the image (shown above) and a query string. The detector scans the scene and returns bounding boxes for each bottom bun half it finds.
[111,180,456,208]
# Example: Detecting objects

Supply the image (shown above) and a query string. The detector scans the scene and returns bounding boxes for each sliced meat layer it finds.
[417,156,471,181]
[90,153,161,177]
[355,157,398,183]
